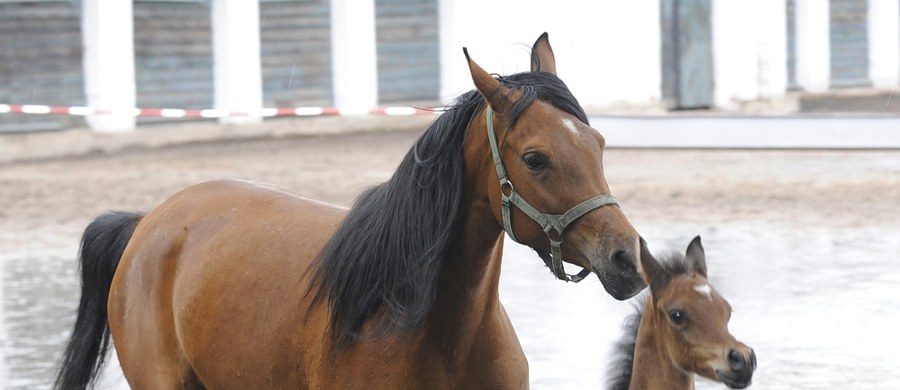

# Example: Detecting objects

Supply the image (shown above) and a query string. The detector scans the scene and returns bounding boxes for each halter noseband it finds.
[486,105,619,283]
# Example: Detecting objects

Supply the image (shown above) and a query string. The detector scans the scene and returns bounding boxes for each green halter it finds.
[486,105,619,282]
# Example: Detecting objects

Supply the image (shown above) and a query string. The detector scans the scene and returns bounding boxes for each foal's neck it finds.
[630,299,695,390]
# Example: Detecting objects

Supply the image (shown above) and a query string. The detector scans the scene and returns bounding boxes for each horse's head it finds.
[640,237,757,389]
[462,33,644,300]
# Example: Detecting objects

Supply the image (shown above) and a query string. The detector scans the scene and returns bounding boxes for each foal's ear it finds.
[685,235,708,278]
[463,48,513,112]
[530,32,557,75]
[639,238,669,298]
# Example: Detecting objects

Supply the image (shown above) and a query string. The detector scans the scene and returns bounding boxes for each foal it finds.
[608,237,757,390]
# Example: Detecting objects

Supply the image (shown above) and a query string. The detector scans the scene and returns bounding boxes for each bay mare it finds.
[607,238,756,390]
[55,33,645,389]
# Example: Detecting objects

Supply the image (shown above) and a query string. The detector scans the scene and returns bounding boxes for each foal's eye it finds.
[523,152,549,171]
[668,310,687,326]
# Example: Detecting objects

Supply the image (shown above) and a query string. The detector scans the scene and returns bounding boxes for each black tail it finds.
[54,211,143,390]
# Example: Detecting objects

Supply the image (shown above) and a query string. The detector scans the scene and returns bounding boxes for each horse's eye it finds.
[668,309,687,326]
[523,152,548,171]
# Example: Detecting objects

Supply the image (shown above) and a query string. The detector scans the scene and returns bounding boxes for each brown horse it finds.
[607,237,757,390]
[55,33,646,389]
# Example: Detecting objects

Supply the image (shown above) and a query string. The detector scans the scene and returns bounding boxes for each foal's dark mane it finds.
[606,252,690,390]
[310,70,587,351]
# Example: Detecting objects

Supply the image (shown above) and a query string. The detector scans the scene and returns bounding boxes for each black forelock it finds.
[498,70,588,128]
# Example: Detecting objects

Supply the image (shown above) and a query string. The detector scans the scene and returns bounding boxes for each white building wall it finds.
[712,0,788,109]
[755,0,790,99]
[75,0,894,131]
[557,1,662,109]
[868,0,900,88]
[794,0,831,92]
[439,0,661,110]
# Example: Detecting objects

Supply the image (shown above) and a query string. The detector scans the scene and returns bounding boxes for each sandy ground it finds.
[2,125,900,389]
[2,127,899,256]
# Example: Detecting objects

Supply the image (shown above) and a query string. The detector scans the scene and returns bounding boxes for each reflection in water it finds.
[1,248,78,390]
[501,221,900,390]
[2,222,899,388]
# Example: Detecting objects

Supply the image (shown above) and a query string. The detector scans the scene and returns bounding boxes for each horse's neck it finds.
[425,193,506,341]
[433,195,505,319]
[631,302,695,390]
[414,128,525,382]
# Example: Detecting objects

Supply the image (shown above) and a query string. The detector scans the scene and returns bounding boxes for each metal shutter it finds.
[133,1,214,123]
[260,0,334,107]
[829,0,870,87]
[375,0,440,104]
[0,2,84,132]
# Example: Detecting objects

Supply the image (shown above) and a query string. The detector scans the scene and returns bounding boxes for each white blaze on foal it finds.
[694,283,713,301]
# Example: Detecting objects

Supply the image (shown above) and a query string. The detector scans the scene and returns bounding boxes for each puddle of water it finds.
[502,221,900,389]
[1,248,78,389]
[2,221,899,388]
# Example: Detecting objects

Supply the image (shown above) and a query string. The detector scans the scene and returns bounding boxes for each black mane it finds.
[606,252,691,390]
[309,69,587,351]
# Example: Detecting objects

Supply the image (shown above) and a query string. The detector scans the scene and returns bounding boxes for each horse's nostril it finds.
[611,250,636,274]
[749,349,757,370]
[728,349,746,372]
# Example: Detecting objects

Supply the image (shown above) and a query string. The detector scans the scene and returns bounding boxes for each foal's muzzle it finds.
[717,349,757,389]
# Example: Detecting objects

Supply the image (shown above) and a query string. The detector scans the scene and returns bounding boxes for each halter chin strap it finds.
[486,105,619,282]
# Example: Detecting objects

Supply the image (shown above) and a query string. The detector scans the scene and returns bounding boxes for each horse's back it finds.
[108,179,345,388]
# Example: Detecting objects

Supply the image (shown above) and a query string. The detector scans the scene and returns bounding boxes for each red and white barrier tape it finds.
[0,104,436,118]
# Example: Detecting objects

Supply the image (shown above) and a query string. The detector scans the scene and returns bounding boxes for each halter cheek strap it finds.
[486,105,619,283]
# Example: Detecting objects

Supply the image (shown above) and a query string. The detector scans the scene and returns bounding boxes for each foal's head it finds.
[640,237,756,388]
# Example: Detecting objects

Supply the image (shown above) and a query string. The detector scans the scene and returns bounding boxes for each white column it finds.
[81,0,136,132]
[712,0,787,108]
[330,0,378,113]
[712,0,759,108]
[439,0,662,108]
[212,0,263,124]
[561,0,661,106]
[438,0,528,103]
[756,0,789,99]
[438,0,464,104]
[868,0,900,88]
[794,0,831,92]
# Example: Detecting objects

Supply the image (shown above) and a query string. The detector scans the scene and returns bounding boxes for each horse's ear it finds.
[639,238,669,299]
[530,32,557,75]
[463,47,513,112]
[685,235,708,277]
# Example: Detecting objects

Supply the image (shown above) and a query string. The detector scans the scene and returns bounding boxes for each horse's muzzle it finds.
[595,247,645,300]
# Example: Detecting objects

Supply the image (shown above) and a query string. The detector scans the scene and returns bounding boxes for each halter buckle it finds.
[500,179,514,198]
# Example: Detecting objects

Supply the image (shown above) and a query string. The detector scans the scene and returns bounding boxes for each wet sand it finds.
[2,127,899,388]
